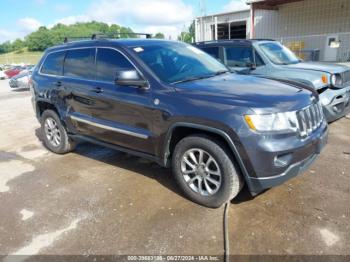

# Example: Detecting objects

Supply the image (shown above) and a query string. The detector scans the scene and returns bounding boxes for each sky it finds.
[0,0,249,42]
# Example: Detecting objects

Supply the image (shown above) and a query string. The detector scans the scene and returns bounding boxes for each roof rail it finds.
[252,38,277,41]
[63,33,152,43]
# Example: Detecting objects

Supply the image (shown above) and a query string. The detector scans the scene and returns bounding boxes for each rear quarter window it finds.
[41,51,65,76]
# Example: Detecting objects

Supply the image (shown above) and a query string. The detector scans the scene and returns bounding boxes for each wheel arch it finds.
[162,122,252,187]
[36,100,59,118]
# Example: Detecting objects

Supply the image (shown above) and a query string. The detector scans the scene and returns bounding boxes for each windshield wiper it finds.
[171,70,230,84]
[214,70,230,75]
[171,74,215,84]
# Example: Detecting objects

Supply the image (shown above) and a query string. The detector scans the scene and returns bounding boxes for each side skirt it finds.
[69,134,165,167]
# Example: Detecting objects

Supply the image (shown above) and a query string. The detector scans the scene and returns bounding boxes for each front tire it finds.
[172,135,243,208]
[41,110,76,154]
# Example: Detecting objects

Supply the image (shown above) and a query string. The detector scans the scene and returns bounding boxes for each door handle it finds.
[92,87,103,93]
[55,81,62,87]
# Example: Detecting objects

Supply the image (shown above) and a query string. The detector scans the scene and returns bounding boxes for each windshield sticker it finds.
[133,47,144,53]
[186,45,205,55]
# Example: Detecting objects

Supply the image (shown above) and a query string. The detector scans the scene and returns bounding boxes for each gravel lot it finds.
[0,79,349,258]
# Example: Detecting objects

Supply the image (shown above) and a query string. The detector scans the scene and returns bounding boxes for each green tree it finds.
[12,39,25,51]
[154,33,165,39]
[0,41,13,54]
[0,22,136,52]
[108,24,121,35]
[178,22,195,43]
[26,26,54,51]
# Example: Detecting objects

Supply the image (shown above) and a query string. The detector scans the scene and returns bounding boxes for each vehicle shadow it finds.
[35,128,257,205]
[231,186,255,204]
[34,128,186,201]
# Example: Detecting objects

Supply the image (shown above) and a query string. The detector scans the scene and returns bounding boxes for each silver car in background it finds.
[9,67,34,89]
[196,40,350,122]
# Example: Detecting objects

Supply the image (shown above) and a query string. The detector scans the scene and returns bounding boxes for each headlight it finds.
[331,74,342,86]
[331,74,337,85]
[244,112,298,132]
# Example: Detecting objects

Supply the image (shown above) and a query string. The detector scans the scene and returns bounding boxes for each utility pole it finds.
[199,0,206,17]
[199,0,207,42]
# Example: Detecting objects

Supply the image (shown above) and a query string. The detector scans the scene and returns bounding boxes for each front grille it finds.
[296,102,324,137]
[343,70,350,85]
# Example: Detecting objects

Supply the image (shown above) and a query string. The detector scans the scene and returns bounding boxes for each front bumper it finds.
[240,121,328,195]
[320,86,350,122]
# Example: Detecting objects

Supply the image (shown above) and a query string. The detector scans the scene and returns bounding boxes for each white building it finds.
[195,0,350,62]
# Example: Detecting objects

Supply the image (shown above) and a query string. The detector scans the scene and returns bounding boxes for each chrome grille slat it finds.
[296,102,323,137]
[314,103,320,127]
[317,103,322,126]
[310,105,316,130]
[305,107,312,132]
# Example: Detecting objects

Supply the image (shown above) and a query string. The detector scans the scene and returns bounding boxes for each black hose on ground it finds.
[223,202,230,262]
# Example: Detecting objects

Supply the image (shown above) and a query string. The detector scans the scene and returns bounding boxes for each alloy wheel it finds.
[180,148,222,196]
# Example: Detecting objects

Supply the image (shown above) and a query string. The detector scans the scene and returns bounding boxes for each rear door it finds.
[35,50,66,115]
[62,47,98,136]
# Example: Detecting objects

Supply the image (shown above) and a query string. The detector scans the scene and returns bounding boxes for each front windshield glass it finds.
[259,42,300,65]
[132,42,229,84]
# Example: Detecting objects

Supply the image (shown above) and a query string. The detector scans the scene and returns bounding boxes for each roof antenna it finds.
[91,34,97,40]
[64,37,68,43]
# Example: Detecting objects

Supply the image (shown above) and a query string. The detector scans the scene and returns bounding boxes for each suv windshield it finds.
[259,42,300,65]
[132,42,229,84]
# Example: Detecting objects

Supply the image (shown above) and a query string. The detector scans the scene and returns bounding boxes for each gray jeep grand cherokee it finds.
[31,38,328,207]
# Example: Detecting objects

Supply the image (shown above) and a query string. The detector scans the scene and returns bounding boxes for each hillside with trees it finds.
[0,21,135,53]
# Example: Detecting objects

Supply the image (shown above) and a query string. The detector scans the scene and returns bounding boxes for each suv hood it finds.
[174,74,315,113]
[284,62,349,74]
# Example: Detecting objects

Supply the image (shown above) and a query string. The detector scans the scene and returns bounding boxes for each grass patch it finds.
[0,50,43,65]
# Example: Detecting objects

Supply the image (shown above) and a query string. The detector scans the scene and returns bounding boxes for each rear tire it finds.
[172,135,243,208]
[41,110,76,154]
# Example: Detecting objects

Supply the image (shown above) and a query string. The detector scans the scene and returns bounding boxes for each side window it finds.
[96,48,135,82]
[202,47,220,59]
[255,52,265,67]
[224,46,253,67]
[41,51,65,75]
[64,48,95,79]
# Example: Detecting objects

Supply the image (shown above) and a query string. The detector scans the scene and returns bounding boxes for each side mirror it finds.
[115,70,149,89]
[247,62,257,70]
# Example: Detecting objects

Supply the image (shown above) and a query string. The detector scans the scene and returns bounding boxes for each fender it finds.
[34,98,68,125]
[162,122,254,191]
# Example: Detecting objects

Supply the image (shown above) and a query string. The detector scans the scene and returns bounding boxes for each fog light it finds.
[333,105,341,113]
[274,153,292,167]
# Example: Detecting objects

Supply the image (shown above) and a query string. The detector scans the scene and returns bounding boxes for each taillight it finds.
[28,77,34,90]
